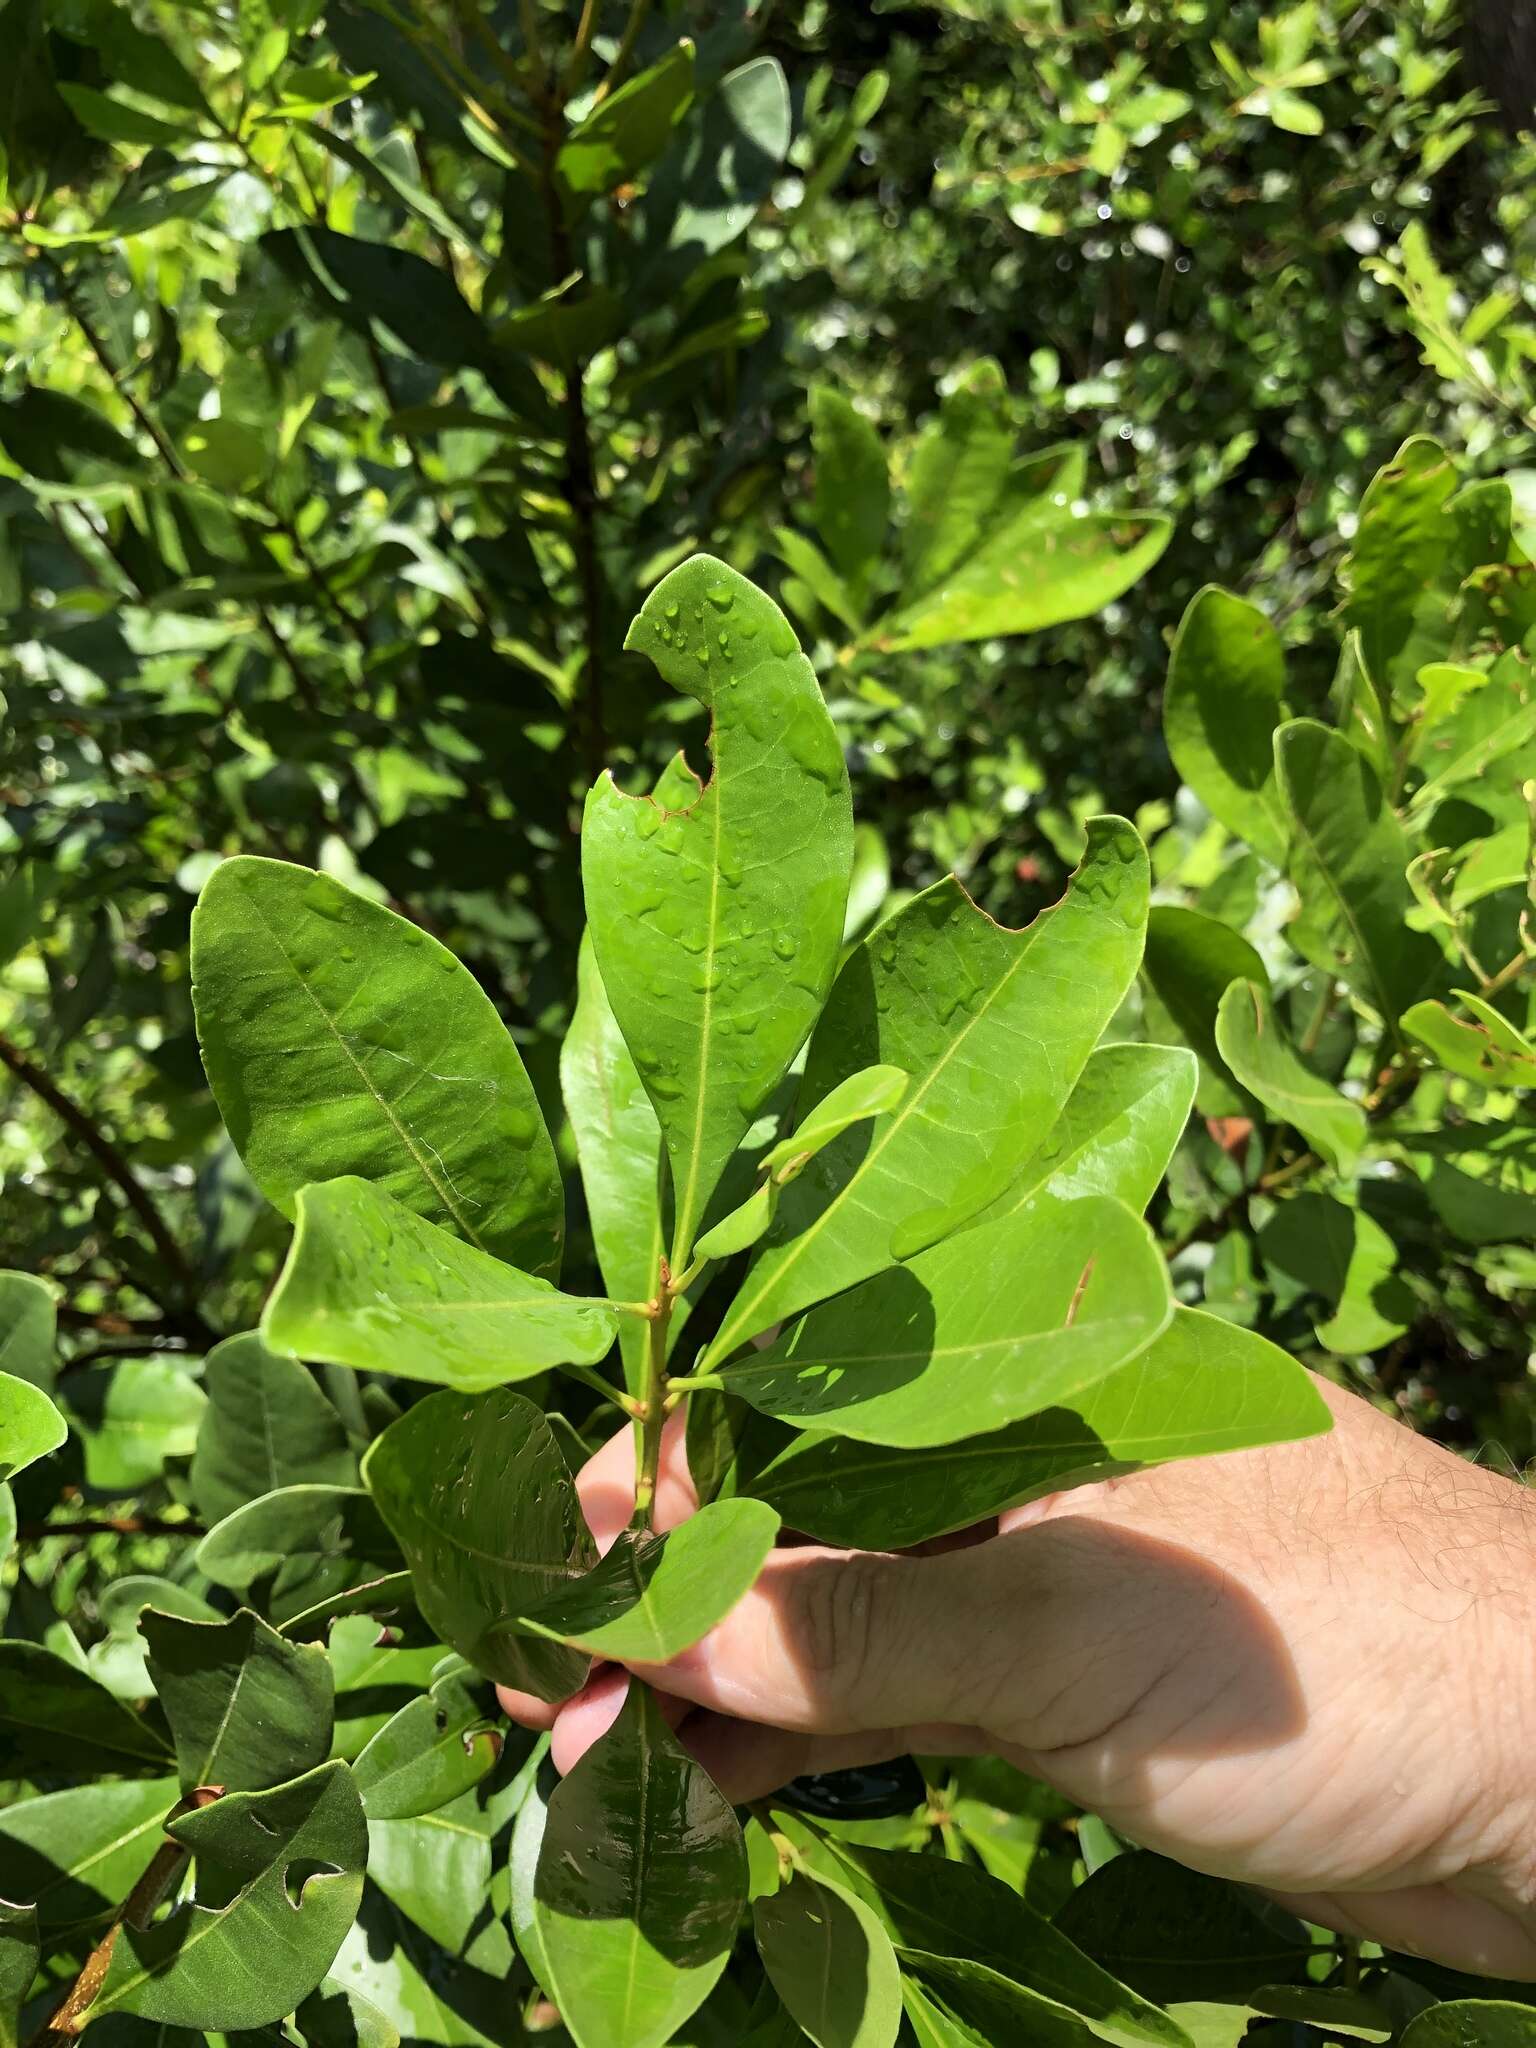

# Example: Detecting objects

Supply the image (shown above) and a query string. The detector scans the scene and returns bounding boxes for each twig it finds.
[595,0,654,100]
[0,1032,211,1339]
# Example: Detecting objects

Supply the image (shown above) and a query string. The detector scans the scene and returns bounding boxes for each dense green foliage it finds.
[2,0,1535,2044]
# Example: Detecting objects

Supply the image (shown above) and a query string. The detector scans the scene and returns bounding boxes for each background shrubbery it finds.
[1,1,1535,2043]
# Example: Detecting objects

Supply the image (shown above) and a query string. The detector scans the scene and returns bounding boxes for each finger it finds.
[677,1712,990,1807]
[547,1669,694,1775]
[573,1411,698,1551]
[497,1682,559,1731]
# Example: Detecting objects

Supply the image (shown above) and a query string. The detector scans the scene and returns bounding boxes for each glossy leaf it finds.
[353,1668,502,1821]
[1215,980,1366,1173]
[1400,2004,1536,2046]
[760,1064,911,1182]
[900,358,1013,598]
[753,1871,901,2048]
[513,1497,779,1660]
[141,1606,334,1793]
[1404,992,1536,1088]
[534,1684,747,2048]
[196,1485,403,1630]
[985,1043,1197,1221]
[0,1899,37,2048]
[696,1179,778,1261]
[0,1273,56,1391]
[1053,1851,1310,2004]
[1250,1984,1391,2039]
[883,504,1171,652]
[191,857,562,1277]
[1142,906,1266,1103]
[742,1307,1330,1550]
[63,1357,205,1491]
[725,1192,1170,1447]
[0,1642,173,1778]
[1338,436,1460,694]
[582,556,854,1260]
[190,1331,356,1524]
[0,1778,178,1935]
[89,1762,367,2030]
[557,42,695,201]
[1164,585,1289,866]
[710,818,1149,1358]
[828,1844,1187,2048]
[812,388,890,589]
[561,934,671,1394]
[264,1178,616,1392]
[363,1388,595,1702]
[1274,719,1445,1023]
[0,1370,65,1483]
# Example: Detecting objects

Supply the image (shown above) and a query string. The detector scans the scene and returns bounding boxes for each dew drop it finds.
[706,582,734,612]
[768,617,798,657]
[635,806,661,841]
[773,932,795,960]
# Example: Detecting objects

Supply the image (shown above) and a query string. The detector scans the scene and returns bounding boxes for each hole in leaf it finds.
[283,1858,340,1909]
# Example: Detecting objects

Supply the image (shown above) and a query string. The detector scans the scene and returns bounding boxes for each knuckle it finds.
[793,1553,895,1719]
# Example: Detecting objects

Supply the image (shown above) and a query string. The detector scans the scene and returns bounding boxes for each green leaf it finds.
[328,1620,446,1762]
[0,1778,178,1936]
[263,1178,615,1393]
[696,1179,779,1261]
[55,84,195,146]
[509,1758,555,1992]
[583,556,854,1261]
[141,1607,334,1794]
[534,1684,746,2048]
[191,1332,356,1523]
[512,1496,779,1660]
[826,1845,1186,2048]
[560,934,669,1394]
[1339,436,1459,695]
[1409,674,1536,817]
[0,1642,172,1778]
[1164,586,1289,866]
[761,1064,911,1181]
[363,1388,595,1702]
[0,1370,65,1482]
[296,1976,402,2048]
[0,1899,36,2048]
[742,1307,1330,1549]
[191,857,563,1277]
[1052,1852,1310,2005]
[774,526,863,632]
[62,1357,205,1491]
[1400,2004,1536,2046]
[1261,1193,1412,1352]
[196,1485,403,1620]
[753,1871,901,2048]
[900,359,1014,599]
[710,820,1149,1358]
[1142,906,1267,1105]
[901,1977,987,2047]
[353,1667,502,1821]
[883,504,1171,652]
[1403,992,1536,1088]
[649,56,791,273]
[1401,1121,1536,1244]
[725,1191,1170,1447]
[557,42,695,201]
[366,1791,495,1956]
[1249,1985,1391,2040]
[984,1043,1197,1221]
[0,1273,55,1392]
[811,388,890,588]
[1214,980,1366,1173]
[89,1762,367,2030]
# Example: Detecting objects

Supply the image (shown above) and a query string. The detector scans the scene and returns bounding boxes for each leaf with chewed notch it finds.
[583,556,854,1265]
[708,819,1149,1361]
[723,1192,1171,1448]
[191,857,562,1277]
[353,1666,502,1820]
[264,1178,617,1392]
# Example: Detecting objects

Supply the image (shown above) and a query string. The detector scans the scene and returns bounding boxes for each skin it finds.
[499,1378,1536,1978]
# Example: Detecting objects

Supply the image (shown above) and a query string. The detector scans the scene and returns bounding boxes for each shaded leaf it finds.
[363,1388,594,1703]
[190,1331,356,1524]
[0,1900,36,2048]
[900,358,1014,599]
[742,1308,1330,1550]
[0,1273,55,1392]
[1215,980,1366,1173]
[725,1191,1170,1447]
[62,1358,205,1491]
[1142,906,1266,1106]
[353,1668,502,1822]
[141,1607,334,1794]
[1164,585,1288,866]
[558,42,695,201]
[534,1684,746,2048]
[812,388,890,589]
[984,1043,1196,1221]
[754,1871,901,2048]
[0,1370,65,1482]
[1400,2004,1536,2046]
[0,1779,178,1935]
[0,1642,172,1780]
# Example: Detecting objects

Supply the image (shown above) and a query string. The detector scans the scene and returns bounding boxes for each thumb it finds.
[624,1539,1007,1738]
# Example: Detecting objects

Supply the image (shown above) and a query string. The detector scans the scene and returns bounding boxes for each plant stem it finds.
[0,1032,212,1343]
[631,1277,673,1530]
[595,0,653,100]
[29,1789,219,2048]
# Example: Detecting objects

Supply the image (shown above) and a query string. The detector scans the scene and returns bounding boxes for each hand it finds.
[498,1377,1536,1978]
